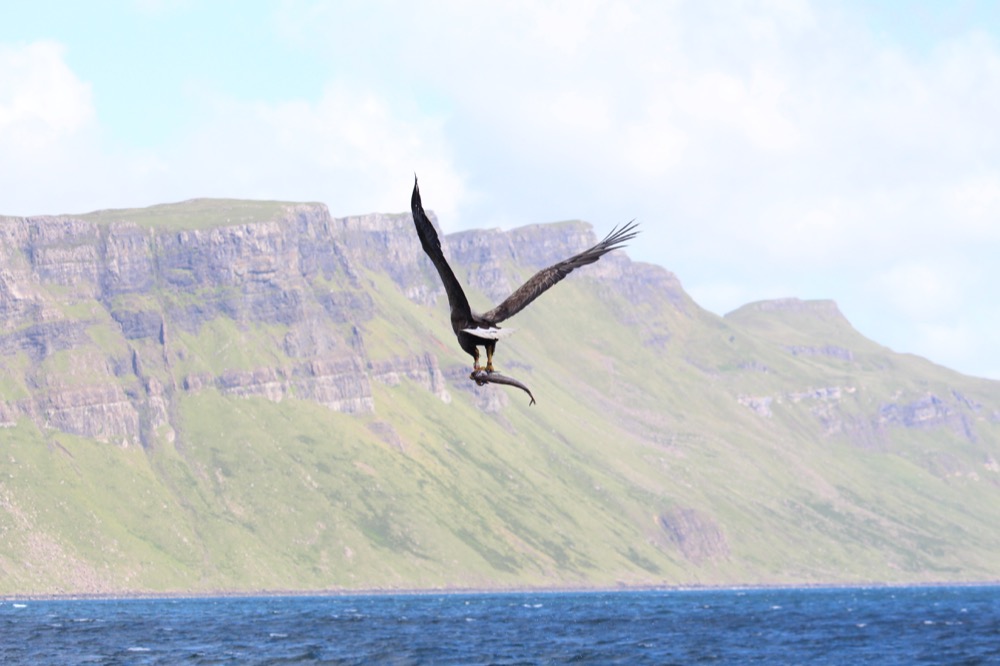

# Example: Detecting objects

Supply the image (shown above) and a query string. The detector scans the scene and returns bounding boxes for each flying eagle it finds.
[410,176,638,376]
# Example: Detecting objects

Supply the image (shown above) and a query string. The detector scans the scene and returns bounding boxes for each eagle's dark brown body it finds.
[409,176,638,381]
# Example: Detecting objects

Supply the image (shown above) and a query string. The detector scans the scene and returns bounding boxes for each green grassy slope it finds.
[78,198,317,231]
[2,202,1000,595]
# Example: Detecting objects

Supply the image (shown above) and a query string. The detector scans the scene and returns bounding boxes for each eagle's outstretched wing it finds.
[483,220,639,323]
[411,177,472,320]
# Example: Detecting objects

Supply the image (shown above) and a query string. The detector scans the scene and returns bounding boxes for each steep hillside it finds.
[1,199,999,595]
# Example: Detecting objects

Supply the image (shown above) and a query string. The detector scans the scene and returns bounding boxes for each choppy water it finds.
[2,586,998,664]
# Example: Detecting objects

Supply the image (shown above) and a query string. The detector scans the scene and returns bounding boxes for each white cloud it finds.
[539,89,612,134]
[873,261,972,320]
[623,97,688,177]
[518,0,604,57]
[948,173,1000,239]
[0,41,112,215]
[131,0,191,14]
[5,2,1000,377]
[164,84,466,218]
[907,318,1000,381]
[0,39,466,217]
[918,322,975,359]
[0,41,94,155]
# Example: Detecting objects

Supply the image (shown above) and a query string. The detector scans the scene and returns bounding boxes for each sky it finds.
[2,1,1000,380]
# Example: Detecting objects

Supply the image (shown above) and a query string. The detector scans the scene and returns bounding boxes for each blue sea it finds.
[2,586,998,664]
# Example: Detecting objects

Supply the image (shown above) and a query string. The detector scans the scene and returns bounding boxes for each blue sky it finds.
[3,0,1000,379]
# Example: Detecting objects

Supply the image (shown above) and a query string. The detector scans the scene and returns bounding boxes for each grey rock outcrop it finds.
[658,506,730,563]
[2,200,654,446]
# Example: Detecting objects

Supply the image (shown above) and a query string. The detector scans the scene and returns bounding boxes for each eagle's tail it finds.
[462,326,515,340]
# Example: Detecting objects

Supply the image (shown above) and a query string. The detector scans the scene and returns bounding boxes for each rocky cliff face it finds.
[2,201,996,461]
[727,297,1000,459]
[0,201,666,447]
[4,200,1000,594]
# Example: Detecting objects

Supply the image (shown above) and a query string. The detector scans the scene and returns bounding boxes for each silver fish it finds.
[470,370,536,406]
